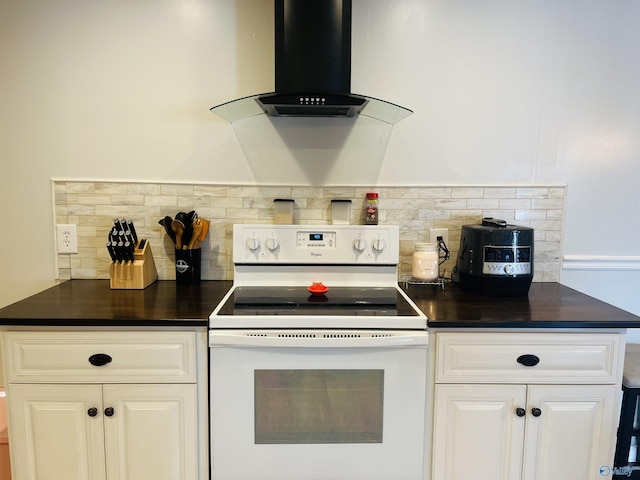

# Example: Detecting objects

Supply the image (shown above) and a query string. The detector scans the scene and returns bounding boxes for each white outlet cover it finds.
[56,224,78,254]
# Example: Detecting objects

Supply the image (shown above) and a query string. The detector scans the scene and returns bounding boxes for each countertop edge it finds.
[425,321,635,329]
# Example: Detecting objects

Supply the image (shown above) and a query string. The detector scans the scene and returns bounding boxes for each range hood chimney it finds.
[211,0,413,125]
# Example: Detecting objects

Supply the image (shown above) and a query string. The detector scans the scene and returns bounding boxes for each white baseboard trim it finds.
[562,255,640,271]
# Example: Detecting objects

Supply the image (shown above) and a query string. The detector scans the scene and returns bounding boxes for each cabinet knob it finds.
[87,407,98,417]
[531,407,542,417]
[104,407,115,417]
[89,353,113,367]
[515,407,526,417]
[517,354,540,367]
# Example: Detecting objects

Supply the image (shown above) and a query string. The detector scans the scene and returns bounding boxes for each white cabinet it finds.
[10,384,106,480]
[523,385,616,480]
[431,331,625,480]
[434,384,526,480]
[3,330,203,480]
[102,384,197,480]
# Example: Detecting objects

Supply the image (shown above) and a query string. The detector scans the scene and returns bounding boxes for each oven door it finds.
[209,330,429,480]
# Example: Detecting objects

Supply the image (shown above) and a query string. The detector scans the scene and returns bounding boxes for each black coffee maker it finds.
[456,218,534,296]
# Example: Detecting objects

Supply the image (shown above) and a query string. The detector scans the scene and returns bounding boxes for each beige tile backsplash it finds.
[54,181,565,282]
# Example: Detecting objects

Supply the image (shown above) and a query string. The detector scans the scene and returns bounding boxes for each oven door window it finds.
[254,369,384,444]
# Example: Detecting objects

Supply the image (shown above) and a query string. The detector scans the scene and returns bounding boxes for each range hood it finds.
[210,0,413,125]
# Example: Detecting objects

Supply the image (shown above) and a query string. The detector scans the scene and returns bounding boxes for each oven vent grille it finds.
[323,333,362,338]
[240,332,399,339]
[278,333,318,338]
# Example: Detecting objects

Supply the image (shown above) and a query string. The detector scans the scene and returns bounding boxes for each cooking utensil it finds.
[183,211,199,249]
[193,218,210,249]
[182,227,193,250]
[188,219,203,250]
[175,212,192,249]
[158,216,176,244]
[171,220,184,250]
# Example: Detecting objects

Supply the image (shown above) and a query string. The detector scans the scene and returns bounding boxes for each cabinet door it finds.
[433,384,527,480]
[522,385,617,480]
[103,384,198,480]
[9,384,106,480]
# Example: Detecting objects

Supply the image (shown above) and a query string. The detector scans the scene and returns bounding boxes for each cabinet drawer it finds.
[436,332,623,384]
[5,331,197,383]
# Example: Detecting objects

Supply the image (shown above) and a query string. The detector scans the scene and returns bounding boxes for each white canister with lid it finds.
[412,243,439,281]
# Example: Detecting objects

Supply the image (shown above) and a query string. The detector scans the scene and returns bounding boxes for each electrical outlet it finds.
[430,228,449,249]
[56,224,78,254]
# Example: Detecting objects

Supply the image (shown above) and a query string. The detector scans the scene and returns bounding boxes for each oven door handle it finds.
[209,330,428,348]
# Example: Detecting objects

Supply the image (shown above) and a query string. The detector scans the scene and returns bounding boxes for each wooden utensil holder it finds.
[109,241,158,290]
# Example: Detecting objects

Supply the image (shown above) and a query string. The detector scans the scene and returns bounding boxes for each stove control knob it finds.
[372,238,386,253]
[245,237,261,251]
[504,264,515,275]
[265,237,280,252]
[352,238,367,252]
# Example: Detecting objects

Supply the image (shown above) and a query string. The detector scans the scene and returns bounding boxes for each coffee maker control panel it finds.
[482,245,532,276]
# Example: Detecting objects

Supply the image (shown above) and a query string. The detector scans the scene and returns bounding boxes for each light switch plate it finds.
[56,224,78,254]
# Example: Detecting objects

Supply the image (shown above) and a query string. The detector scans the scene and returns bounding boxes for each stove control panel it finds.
[297,231,336,249]
[233,224,399,264]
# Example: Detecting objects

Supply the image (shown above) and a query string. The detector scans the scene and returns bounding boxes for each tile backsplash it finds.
[53,181,565,282]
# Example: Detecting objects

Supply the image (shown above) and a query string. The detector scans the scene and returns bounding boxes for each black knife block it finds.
[109,241,158,290]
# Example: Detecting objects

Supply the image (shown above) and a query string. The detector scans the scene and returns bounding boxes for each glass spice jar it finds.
[365,193,378,225]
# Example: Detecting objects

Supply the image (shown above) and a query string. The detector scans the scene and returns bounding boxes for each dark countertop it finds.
[0,280,232,327]
[0,280,639,328]
[404,282,640,328]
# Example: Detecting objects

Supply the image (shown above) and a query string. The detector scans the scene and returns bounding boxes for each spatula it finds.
[188,219,203,250]
[171,219,184,250]
[193,219,210,248]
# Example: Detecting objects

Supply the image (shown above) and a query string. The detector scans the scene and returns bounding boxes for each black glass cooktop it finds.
[216,286,420,317]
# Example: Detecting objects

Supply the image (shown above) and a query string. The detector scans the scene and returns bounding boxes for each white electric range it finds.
[209,224,429,480]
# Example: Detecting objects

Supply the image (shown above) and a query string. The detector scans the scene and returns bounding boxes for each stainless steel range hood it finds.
[211,0,412,125]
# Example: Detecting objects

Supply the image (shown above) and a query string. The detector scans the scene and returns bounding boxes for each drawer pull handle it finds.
[89,353,113,367]
[531,407,542,417]
[87,407,98,417]
[105,407,115,417]
[517,354,540,367]
[515,407,526,417]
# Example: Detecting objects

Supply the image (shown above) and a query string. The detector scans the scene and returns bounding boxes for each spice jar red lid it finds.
[366,192,378,198]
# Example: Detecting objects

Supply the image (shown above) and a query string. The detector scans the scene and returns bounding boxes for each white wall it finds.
[1,0,639,314]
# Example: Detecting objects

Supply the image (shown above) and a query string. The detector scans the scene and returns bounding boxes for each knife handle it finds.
[123,241,131,263]
[106,242,117,262]
[127,219,138,244]
[117,218,127,235]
